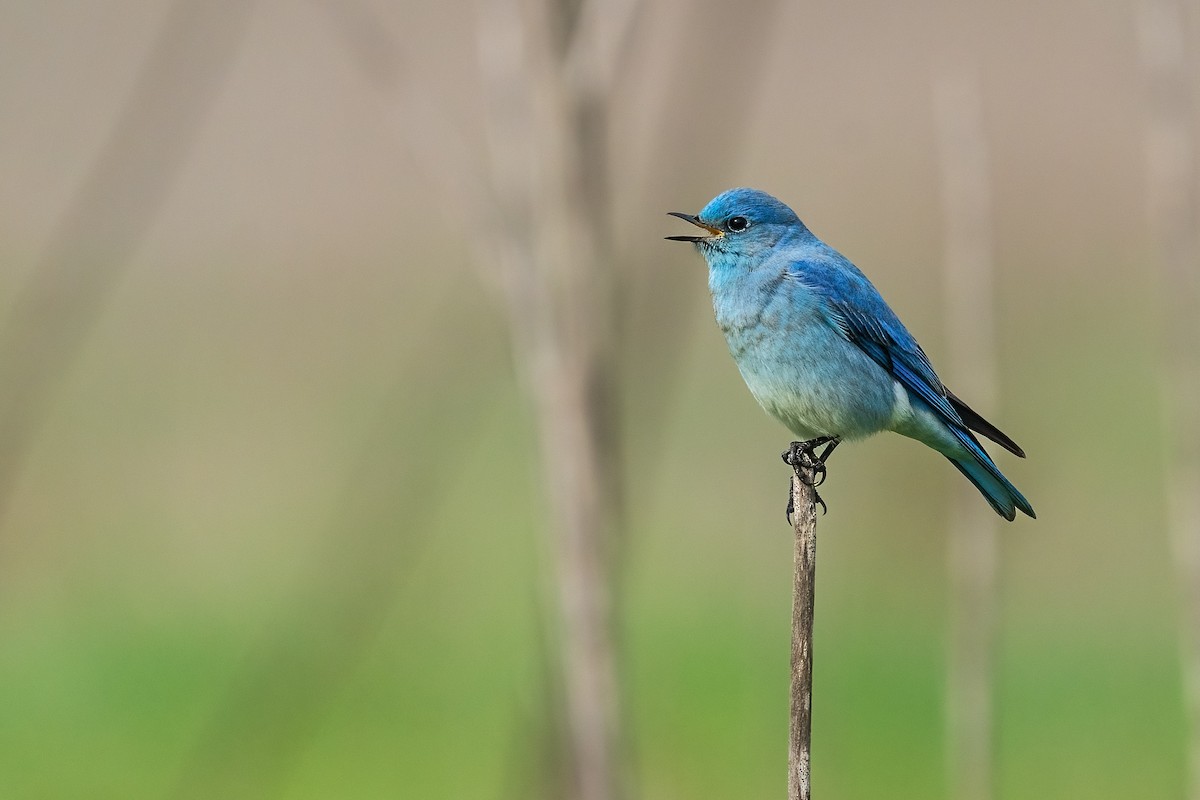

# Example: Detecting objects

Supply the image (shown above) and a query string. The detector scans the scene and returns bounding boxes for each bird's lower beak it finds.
[665,212,724,242]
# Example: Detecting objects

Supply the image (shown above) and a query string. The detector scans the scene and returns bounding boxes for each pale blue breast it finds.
[710,263,897,441]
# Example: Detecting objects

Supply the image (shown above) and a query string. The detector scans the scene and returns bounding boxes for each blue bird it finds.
[668,188,1034,521]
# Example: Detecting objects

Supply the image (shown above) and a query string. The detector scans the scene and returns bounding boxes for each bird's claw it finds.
[782,437,838,523]
[782,438,834,474]
[785,478,827,524]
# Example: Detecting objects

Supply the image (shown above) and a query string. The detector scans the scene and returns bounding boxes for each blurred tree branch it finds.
[934,68,999,800]
[326,1,637,796]
[1139,2,1200,798]
[472,2,632,796]
[0,0,254,530]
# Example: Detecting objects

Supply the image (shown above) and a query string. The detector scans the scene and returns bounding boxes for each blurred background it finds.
[0,1,1196,798]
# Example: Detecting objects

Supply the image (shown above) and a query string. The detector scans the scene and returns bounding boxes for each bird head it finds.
[666,188,805,261]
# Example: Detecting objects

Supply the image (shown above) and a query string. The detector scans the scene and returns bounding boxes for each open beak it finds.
[665,211,724,242]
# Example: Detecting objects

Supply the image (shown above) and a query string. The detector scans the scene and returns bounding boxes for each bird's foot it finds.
[781,437,838,484]
[782,437,840,523]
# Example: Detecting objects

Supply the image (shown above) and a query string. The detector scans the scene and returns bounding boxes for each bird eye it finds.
[727,216,749,232]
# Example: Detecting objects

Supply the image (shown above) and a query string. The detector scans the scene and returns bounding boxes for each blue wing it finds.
[786,249,1035,520]
[786,251,962,427]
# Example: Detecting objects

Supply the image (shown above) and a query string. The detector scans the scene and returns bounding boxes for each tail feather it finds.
[947,426,1036,521]
[946,389,1025,458]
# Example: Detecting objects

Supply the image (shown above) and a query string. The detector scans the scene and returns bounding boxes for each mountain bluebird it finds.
[668,188,1034,521]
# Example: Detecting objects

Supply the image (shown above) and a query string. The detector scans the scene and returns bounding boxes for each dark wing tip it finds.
[946,389,1026,458]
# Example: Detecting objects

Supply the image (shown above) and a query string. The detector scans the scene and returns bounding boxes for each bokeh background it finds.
[0,1,1194,798]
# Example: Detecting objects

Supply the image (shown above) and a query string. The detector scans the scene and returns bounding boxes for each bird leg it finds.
[781,437,839,484]
[782,437,841,522]
[817,438,840,464]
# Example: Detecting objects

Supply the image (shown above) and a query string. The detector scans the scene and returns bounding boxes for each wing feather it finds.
[786,253,1026,458]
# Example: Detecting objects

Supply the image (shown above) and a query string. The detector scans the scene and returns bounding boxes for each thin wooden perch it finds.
[787,469,819,800]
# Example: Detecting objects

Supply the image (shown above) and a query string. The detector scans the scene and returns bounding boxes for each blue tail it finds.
[946,427,1036,521]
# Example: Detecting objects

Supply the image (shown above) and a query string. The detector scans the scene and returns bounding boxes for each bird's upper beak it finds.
[665,212,723,242]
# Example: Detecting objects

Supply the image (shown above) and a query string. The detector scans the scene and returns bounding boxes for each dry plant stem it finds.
[788,473,819,800]
[473,1,634,797]
[358,0,630,791]
[934,69,999,800]
[1139,2,1200,797]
